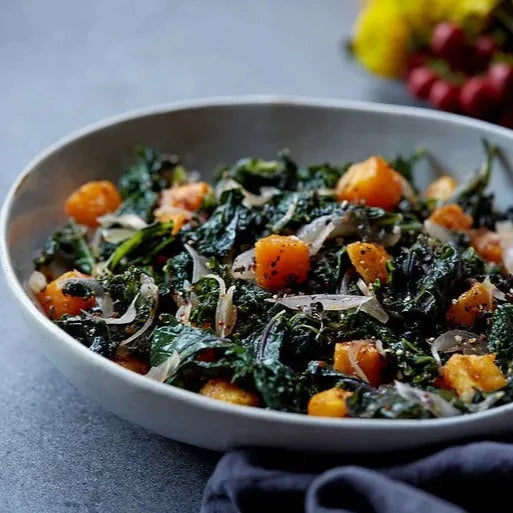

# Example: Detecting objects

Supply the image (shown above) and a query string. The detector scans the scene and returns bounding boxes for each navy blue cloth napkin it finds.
[201,441,513,513]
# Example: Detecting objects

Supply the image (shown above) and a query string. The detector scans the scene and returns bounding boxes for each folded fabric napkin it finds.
[201,441,513,513]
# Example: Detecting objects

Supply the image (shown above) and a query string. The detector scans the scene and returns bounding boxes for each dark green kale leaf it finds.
[347,386,433,419]
[218,153,296,193]
[334,310,438,386]
[452,140,498,228]
[163,251,192,298]
[101,266,145,311]
[55,316,116,357]
[295,163,347,191]
[34,220,95,274]
[107,221,175,271]
[307,243,347,294]
[302,361,373,395]
[382,236,485,325]
[232,281,275,340]
[117,147,188,221]
[487,304,513,371]
[187,190,264,257]
[151,318,220,367]
[390,148,424,184]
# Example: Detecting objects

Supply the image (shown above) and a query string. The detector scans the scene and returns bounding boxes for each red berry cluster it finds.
[406,22,513,127]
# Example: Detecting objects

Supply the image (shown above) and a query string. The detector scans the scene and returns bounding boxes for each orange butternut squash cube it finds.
[160,182,211,212]
[428,204,473,231]
[255,235,310,289]
[346,242,391,284]
[446,282,494,328]
[308,388,353,417]
[439,354,507,401]
[333,341,386,386]
[469,228,503,264]
[425,176,458,201]
[199,379,260,407]
[37,270,96,320]
[65,181,122,227]
[335,156,403,210]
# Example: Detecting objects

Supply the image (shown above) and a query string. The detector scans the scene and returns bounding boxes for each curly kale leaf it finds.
[218,153,296,193]
[163,251,192,298]
[55,317,116,357]
[347,386,434,419]
[107,221,175,271]
[452,140,498,228]
[34,220,95,274]
[117,147,187,221]
[187,190,264,256]
[382,237,485,325]
[390,148,424,184]
[487,304,513,371]
[295,162,347,191]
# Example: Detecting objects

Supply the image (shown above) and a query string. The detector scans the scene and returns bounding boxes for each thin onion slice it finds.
[176,302,192,325]
[430,330,485,365]
[184,244,210,283]
[394,381,461,417]
[146,351,181,382]
[214,178,279,207]
[347,341,369,383]
[231,248,256,280]
[424,219,454,243]
[266,293,389,323]
[483,276,506,302]
[28,271,47,294]
[272,194,298,232]
[98,213,148,230]
[101,228,139,244]
[202,274,237,337]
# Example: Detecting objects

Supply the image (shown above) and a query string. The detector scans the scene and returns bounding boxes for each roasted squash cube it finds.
[425,176,458,201]
[428,204,473,231]
[37,270,96,320]
[160,182,211,212]
[65,181,122,227]
[333,341,386,386]
[439,354,507,401]
[336,156,403,210]
[308,388,353,417]
[346,242,391,285]
[469,228,503,264]
[199,379,261,407]
[255,234,310,289]
[446,282,494,328]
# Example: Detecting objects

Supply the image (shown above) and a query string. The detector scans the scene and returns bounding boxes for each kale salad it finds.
[30,142,513,419]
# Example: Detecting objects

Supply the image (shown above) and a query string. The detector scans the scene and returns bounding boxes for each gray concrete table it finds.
[0,2,415,512]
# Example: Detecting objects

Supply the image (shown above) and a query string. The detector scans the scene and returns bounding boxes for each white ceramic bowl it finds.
[3,97,513,453]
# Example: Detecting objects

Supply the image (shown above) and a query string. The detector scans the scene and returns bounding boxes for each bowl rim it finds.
[3,94,513,430]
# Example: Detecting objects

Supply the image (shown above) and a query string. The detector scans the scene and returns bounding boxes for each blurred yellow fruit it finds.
[352,0,501,78]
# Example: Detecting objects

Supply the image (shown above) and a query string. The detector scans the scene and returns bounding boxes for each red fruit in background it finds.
[407,67,437,99]
[429,80,460,112]
[473,35,498,70]
[488,62,513,104]
[406,52,429,73]
[459,77,497,118]
[431,22,466,65]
